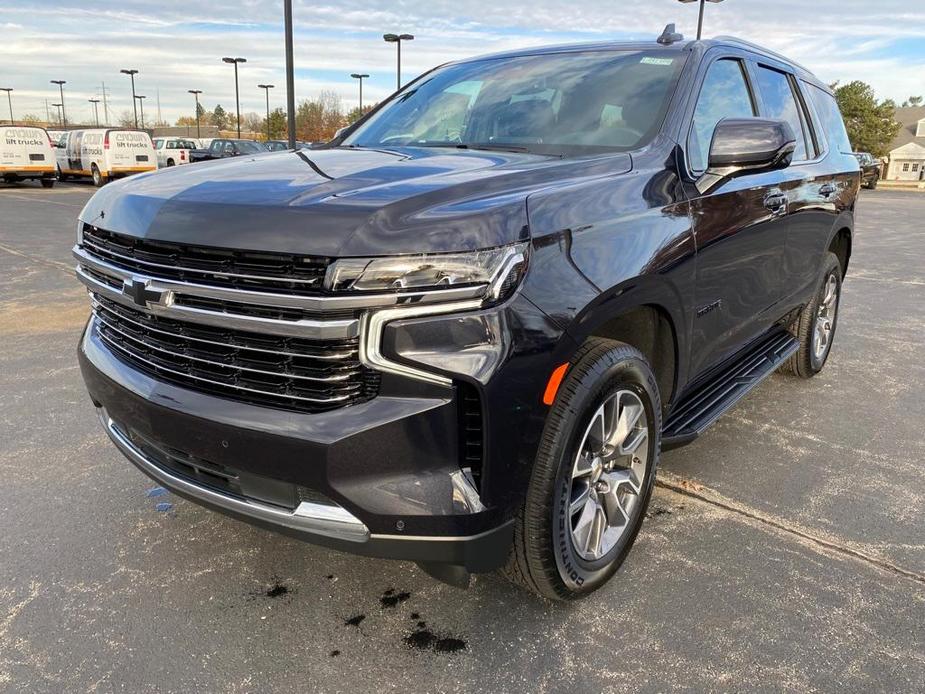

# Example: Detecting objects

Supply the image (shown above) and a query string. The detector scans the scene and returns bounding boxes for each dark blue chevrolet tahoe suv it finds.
[74,31,858,600]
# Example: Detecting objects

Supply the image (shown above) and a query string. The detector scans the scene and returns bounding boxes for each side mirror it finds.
[696,118,796,194]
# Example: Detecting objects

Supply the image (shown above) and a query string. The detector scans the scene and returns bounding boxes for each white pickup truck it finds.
[152,137,198,168]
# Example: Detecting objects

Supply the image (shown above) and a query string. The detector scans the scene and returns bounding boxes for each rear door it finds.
[747,62,831,309]
[0,126,54,173]
[108,131,156,171]
[683,53,791,376]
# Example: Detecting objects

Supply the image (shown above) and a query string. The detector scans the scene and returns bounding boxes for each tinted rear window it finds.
[806,84,852,154]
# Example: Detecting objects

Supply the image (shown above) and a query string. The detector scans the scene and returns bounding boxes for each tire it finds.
[57,166,68,182]
[91,164,105,187]
[502,338,661,601]
[868,175,878,190]
[166,159,175,167]
[783,252,842,378]
[41,178,55,188]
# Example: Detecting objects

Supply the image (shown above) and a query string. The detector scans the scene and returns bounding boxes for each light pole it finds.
[135,95,146,129]
[88,98,100,127]
[350,73,369,112]
[52,103,63,126]
[222,57,246,138]
[120,69,139,127]
[0,88,12,124]
[188,89,202,139]
[284,0,296,148]
[50,80,67,127]
[678,0,724,40]
[258,84,274,141]
[383,34,413,91]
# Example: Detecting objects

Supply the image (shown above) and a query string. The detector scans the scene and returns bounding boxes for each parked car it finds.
[0,125,57,187]
[152,137,198,168]
[853,151,880,189]
[56,129,156,186]
[73,30,858,600]
[188,138,266,163]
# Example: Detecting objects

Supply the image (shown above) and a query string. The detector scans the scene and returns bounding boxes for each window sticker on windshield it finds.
[640,57,674,66]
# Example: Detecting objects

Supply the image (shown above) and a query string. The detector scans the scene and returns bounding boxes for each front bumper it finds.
[79,320,513,572]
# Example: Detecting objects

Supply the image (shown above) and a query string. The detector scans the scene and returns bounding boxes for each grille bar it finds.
[89,295,356,361]
[95,311,358,384]
[81,225,330,296]
[91,294,376,413]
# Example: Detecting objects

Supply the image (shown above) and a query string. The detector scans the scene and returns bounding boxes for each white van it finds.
[0,125,57,187]
[56,129,156,186]
[152,136,198,168]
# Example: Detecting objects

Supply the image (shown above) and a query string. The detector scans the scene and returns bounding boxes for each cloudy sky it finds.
[2,0,924,126]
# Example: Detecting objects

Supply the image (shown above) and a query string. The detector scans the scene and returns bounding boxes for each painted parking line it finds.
[0,192,86,207]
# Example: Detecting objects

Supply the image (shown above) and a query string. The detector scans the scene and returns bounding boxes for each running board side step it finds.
[661,329,798,450]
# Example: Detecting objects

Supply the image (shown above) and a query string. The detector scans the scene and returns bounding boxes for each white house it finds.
[884,107,925,182]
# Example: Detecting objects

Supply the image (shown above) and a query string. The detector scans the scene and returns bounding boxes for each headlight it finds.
[324,242,528,301]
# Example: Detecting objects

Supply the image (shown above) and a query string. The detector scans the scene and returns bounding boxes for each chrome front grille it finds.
[80,224,331,296]
[91,294,378,413]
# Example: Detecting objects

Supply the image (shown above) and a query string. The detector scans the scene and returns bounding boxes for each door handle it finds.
[764,191,788,214]
[819,183,836,198]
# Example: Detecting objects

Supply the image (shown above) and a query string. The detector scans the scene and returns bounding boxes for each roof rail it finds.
[657,23,685,46]
[713,35,812,74]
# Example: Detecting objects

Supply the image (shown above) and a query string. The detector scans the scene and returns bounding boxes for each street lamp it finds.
[678,0,724,40]
[120,69,139,127]
[188,89,203,139]
[383,34,413,91]
[222,57,246,138]
[135,95,146,129]
[0,88,12,124]
[88,98,100,127]
[350,74,369,112]
[52,103,63,126]
[50,80,67,128]
[284,0,296,149]
[258,84,274,141]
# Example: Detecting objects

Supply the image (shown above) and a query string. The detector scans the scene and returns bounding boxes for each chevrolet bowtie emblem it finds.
[123,278,163,307]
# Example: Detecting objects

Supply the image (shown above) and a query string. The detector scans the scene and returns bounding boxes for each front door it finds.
[683,55,790,377]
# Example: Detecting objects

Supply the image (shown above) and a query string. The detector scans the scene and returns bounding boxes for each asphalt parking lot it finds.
[1,181,923,692]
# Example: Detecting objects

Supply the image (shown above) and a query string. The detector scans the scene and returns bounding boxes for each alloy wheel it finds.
[813,273,838,360]
[568,389,649,561]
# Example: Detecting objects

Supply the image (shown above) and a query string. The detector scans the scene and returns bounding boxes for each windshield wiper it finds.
[458,143,532,154]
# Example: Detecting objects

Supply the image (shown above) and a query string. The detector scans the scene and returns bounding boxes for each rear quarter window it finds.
[806,84,853,154]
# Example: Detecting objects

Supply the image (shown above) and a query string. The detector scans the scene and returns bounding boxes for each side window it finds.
[209,140,223,154]
[688,58,756,172]
[753,66,810,161]
[806,84,853,155]
[224,142,235,155]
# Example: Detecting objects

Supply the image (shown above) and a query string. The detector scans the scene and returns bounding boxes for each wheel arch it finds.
[563,279,686,411]
[828,225,852,278]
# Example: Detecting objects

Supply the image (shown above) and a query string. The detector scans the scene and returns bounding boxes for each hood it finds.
[79,146,631,256]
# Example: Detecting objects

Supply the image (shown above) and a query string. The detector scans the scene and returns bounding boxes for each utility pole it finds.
[284,0,296,148]
[156,88,162,126]
[101,81,110,125]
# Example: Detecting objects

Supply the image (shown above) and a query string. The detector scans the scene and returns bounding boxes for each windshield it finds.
[344,49,685,156]
[236,141,265,153]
